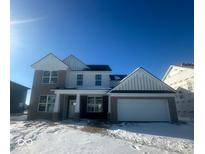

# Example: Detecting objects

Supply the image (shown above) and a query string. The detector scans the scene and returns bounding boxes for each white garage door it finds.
[117,99,170,121]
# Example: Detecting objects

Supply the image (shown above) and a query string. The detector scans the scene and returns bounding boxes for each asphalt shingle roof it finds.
[109,74,127,80]
[175,63,194,68]
[84,65,112,71]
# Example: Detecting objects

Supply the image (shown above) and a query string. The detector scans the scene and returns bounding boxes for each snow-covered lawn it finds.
[108,122,193,153]
[10,118,193,154]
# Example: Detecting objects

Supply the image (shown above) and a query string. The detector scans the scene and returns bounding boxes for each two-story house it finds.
[28,53,178,122]
[162,64,194,119]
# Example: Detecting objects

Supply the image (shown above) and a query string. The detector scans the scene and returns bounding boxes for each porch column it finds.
[54,93,60,112]
[108,96,111,113]
[75,93,80,113]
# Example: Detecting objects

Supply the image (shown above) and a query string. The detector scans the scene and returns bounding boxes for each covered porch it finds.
[52,89,109,120]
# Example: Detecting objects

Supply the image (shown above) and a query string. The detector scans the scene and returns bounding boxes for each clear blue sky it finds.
[11,0,193,103]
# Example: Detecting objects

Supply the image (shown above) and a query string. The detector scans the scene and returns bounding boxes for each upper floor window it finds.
[42,71,58,84]
[77,74,83,86]
[95,74,102,86]
[38,95,55,112]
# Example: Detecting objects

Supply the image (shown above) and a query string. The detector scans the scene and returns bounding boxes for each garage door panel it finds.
[117,99,170,121]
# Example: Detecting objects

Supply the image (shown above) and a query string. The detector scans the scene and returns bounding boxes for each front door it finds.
[69,100,76,118]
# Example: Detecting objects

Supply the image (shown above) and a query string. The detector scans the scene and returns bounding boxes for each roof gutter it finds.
[108,93,176,97]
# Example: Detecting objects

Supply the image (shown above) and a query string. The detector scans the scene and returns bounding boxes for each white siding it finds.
[65,70,110,89]
[111,68,174,92]
[110,80,120,88]
[163,66,194,92]
[32,53,68,71]
[163,66,194,118]
[63,55,88,70]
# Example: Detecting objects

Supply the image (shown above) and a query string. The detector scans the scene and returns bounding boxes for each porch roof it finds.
[51,89,109,95]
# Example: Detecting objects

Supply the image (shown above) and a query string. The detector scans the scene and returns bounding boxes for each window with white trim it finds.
[95,74,102,86]
[38,95,56,112]
[87,97,103,112]
[42,71,58,84]
[77,74,83,86]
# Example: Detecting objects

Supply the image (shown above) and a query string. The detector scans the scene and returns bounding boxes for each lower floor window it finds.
[87,97,103,112]
[38,95,55,112]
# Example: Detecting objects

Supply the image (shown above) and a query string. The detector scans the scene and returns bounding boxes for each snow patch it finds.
[107,123,194,153]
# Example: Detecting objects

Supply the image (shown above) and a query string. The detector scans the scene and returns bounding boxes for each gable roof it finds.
[110,74,127,80]
[10,81,30,89]
[162,64,194,81]
[109,67,175,93]
[63,55,89,70]
[63,55,111,71]
[31,53,68,71]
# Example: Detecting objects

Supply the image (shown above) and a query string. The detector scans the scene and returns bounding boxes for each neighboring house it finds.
[10,81,29,113]
[162,64,194,119]
[28,53,178,122]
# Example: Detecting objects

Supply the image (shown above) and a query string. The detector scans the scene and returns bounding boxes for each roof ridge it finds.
[63,54,89,68]
[31,52,68,69]
[10,81,30,89]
